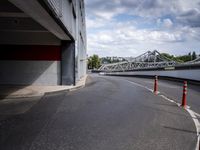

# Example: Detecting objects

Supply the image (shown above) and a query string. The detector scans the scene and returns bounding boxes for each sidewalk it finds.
[0,75,88,99]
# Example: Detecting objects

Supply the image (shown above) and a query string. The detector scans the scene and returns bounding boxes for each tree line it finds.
[87,55,126,69]
[160,51,198,63]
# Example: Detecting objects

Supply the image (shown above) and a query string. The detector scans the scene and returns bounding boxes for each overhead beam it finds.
[9,0,70,40]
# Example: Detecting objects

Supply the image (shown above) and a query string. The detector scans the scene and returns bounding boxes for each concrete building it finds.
[0,0,87,85]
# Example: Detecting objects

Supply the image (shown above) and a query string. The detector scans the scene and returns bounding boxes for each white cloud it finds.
[162,19,173,28]
[85,0,200,57]
[86,18,105,28]
[87,22,196,57]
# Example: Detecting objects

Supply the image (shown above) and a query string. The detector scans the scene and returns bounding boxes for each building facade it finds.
[0,0,87,85]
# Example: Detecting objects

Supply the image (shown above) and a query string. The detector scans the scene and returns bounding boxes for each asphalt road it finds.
[0,74,198,150]
[118,75,200,115]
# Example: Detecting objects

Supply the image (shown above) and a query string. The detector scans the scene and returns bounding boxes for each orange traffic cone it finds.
[181,81,187,108]
[154,76,158,95]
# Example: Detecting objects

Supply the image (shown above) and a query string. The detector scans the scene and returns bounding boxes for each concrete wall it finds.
[0,61,60,85]
[0,31,61,45]
[75,0,87,81]
[61,41,75,85]
[40,0,87,82]
[105,69,200,81]
[0,45,61,85]
[0,0,87,86]
[41,0,77,39]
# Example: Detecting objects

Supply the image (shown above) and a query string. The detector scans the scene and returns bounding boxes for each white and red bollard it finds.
[181,81,187,108]
[154,76,158,95]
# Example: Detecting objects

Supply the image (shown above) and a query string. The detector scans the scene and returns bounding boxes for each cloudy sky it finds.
[85,0,200,57]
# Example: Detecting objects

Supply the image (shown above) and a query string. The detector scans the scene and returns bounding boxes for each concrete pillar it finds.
[61,41,75,85]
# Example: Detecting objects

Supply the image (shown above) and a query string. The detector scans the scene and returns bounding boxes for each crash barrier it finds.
[104,69,200,83]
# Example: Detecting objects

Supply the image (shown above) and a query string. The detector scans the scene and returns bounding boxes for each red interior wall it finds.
[0,45,61,61]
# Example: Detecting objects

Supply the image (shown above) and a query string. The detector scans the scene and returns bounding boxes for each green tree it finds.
[88,54,101,69]
[160,53,183,62]
[160,53,174,59]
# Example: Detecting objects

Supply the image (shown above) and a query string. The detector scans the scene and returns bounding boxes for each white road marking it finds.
[159,95,176,103]
[186,109,200,150]
[125,79,200,150]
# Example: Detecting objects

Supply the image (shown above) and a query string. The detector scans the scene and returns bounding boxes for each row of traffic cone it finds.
[153,76,187,108]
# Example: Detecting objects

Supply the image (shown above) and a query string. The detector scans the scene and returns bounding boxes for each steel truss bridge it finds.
[98,50,200,72]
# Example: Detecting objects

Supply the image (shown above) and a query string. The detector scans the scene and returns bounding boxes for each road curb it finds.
[0,75,88,99]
